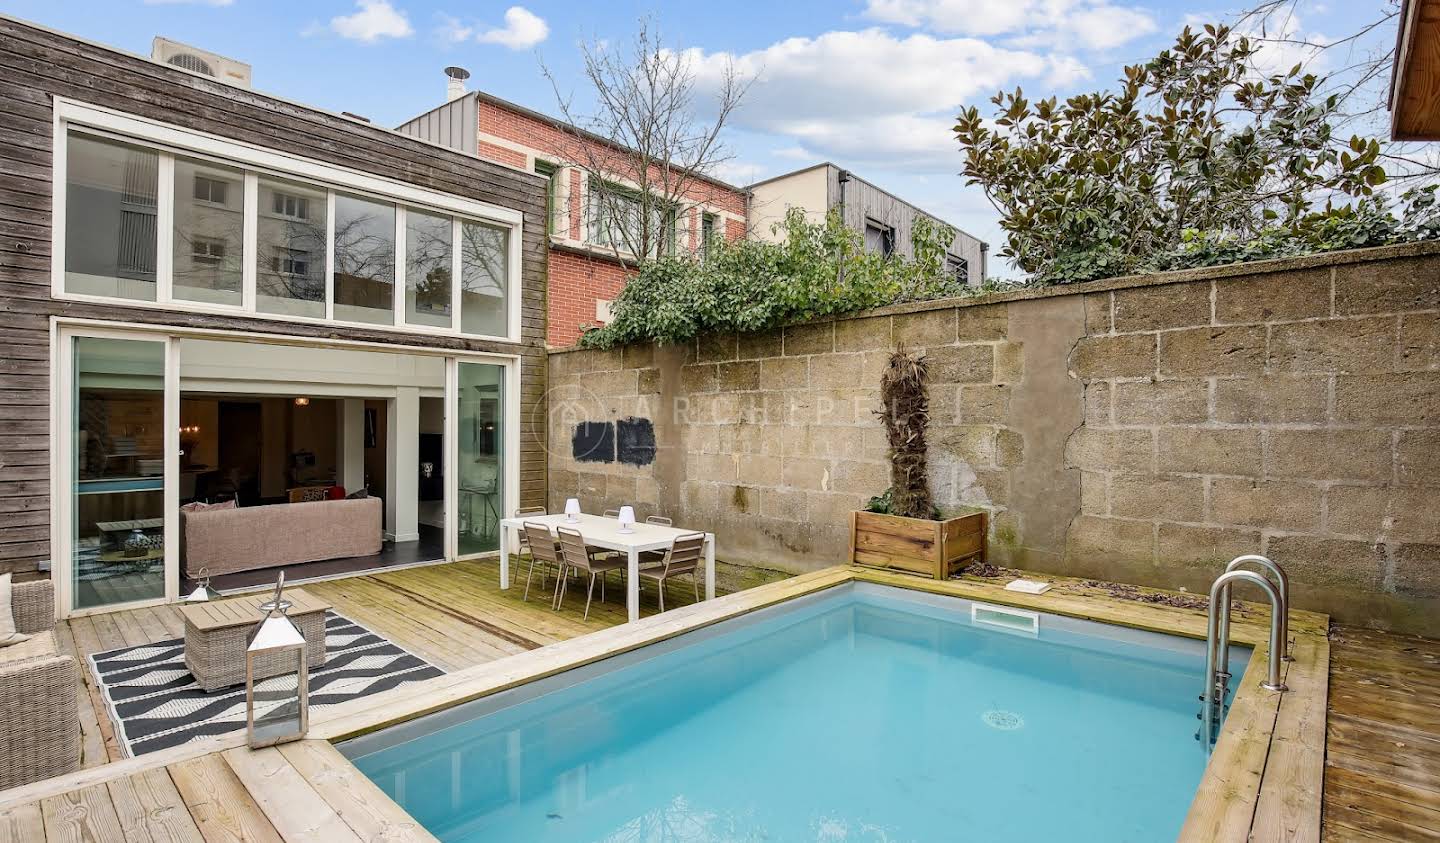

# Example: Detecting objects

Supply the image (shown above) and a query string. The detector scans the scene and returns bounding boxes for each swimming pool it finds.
[343,583,1250,842]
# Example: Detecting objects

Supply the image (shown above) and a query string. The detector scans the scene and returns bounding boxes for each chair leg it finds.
[692,573,699,604]
[522,557,537,601]
[600,570,606,602]
[658,577,665,613]
[553,565,568,611]
[585,573,597,621]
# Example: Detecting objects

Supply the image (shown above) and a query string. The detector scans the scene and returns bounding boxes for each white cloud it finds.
[437,13,473,43]
[682,29,1047,171]
[330,0,413,43]
[1236,10,1329,78]
[477,6,549,50]
[864,0,1158,52]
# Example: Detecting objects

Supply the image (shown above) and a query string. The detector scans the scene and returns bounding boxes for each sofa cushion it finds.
[0,573,28,649]
[0,630,54,664]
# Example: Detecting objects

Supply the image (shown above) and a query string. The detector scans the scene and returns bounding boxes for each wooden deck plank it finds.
[167,755,282,843]
[106,767,204,843]
[63,614,125,764]
[1251,634,1328,841]
[219,748,362,842]
[0,802,43,843]
[276,741,436,842]
[1324,625,1440,842]
[41,782,124,843]
[51,615,108,770]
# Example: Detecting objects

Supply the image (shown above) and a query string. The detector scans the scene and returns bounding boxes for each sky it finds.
[2,0,1397,274]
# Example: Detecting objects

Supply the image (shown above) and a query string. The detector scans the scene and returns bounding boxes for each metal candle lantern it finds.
[244,574,308,748]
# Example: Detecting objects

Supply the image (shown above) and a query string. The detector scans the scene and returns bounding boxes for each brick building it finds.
[400,73,750,347]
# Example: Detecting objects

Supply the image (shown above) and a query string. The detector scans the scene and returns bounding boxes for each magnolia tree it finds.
[954,25,1391,283]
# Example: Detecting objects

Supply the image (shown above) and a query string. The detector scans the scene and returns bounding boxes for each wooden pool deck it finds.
[0,561,1433,841]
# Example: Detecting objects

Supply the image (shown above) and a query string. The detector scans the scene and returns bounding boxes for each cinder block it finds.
[1070,333,1157,379]
[1160,326,1266,376]
[1209,478,1322,531]
[1156,428,1262,476]
[1214,269,1330,324]
[1113,282,1211,332]
[1268,317,1397,373]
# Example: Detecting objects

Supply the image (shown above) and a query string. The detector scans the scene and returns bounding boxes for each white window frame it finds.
[49,315,522,620]
[52,98,524,344]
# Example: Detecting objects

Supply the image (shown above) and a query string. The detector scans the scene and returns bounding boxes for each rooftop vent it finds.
[445,66,470,102]
[151,37,252,88]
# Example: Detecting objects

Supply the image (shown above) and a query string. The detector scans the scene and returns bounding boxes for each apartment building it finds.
[400,72,750,347]
[748,163,988,286]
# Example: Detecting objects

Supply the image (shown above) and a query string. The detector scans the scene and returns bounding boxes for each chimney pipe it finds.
[444,66,470,102]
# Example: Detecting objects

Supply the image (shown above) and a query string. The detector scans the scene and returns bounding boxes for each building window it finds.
[192,174,230,205]
[57,117,517,340]
[256,176,326,319]
[332,193,396,326]
[271,249,310,277]
[460,219,509,337]
[191,236,227,265]
[64,133,159,301]
[701,212,717,259]
[174,156,243,306]
[587,179,674,257]
[405,207,453,329]
[272,191,310,221]
[864,219,895,258]
[945,255,969,284]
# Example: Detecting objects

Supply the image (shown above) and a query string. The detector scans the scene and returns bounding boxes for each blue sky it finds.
[3,1,1394,272]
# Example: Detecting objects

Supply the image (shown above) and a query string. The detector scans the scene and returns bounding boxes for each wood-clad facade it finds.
[0,15,550,583]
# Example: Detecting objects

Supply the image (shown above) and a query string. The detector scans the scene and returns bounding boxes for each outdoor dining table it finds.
[497,512,716,622]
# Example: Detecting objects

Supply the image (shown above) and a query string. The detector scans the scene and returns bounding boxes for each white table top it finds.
[499,512,712,553]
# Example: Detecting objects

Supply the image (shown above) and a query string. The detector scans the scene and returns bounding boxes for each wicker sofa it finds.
[182,496,383,578]
[0,579,80,791]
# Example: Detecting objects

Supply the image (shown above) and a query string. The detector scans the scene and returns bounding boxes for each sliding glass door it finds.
[68,334,173,612]
[456,361,506,557]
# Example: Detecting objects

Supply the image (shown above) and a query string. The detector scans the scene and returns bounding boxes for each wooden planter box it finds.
[848,509,987,580]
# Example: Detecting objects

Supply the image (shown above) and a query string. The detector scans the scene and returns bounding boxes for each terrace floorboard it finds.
[6,560,1437,841]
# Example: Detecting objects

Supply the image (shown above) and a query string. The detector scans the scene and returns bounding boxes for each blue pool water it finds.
[345,584,1249,842]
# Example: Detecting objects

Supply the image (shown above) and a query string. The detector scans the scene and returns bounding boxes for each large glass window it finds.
[60,123,514,338]
[173,157,244,306]
[256,176,327,319]
[586,180,674,257]
[460,221,509,337]
[65,134,159,301]
[334,193,396,325]
[72,337,167,611]
[458,361,505,556]
[405,208,453,329]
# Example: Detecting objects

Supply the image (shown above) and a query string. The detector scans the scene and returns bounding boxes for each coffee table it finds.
[178,587,331,692]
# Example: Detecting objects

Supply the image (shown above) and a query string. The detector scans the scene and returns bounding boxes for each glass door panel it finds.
[457,362,504,556]
[72,336,167,611]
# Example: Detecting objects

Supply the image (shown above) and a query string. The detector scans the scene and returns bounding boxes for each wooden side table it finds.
[178,588,331,692]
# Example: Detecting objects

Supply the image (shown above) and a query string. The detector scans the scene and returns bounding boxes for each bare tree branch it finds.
[540,18,751,267]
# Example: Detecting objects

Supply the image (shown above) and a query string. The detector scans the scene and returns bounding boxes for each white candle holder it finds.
[617,505,636,534]
[564,498,581,523]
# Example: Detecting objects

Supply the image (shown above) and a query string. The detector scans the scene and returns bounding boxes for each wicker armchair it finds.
[0,579,80,791]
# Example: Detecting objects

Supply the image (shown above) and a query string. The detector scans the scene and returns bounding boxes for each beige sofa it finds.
[183,496,383,577]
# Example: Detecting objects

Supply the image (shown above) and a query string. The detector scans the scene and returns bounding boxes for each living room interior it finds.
[174,339,450,591]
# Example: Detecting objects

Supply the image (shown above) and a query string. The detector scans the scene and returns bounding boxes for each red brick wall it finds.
[548,249,632,347]
[477,139,526,169]
[474,97,749,348]
[477,99,747,215]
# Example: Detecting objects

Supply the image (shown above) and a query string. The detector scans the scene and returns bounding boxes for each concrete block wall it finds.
[544,242,1440,633]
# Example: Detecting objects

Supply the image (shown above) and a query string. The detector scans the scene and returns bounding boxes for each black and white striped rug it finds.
[88,612,444,756]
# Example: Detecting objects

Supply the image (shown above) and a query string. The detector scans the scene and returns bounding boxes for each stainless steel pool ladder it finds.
[1197,556,1291,747]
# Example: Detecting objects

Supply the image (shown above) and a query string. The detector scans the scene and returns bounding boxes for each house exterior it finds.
[398,78,751,348]
[0,16,549,618]
[747,163,988,286]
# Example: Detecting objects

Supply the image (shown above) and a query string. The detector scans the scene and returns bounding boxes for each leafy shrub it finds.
[577,210,972,349]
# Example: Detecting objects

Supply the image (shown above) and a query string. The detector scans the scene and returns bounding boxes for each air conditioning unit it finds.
[150,37,252,88]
